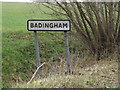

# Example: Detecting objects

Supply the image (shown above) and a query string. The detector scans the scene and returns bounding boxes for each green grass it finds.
[2,2,81,88]
[2,2,54,33]
[2,2,68,88]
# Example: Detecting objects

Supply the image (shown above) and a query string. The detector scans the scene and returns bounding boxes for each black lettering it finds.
[45,23,49,28]
[54,23,58,28]
[59,23,62,28]
[30,23,34,28]
[63,23,68,28]
[38,23,42,28]
[50,23,53,28]
[35,23,38,28]
[42,23,44,28]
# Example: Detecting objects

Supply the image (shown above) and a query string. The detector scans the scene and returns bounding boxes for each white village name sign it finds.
[27,20,70,31]
[27,20,71,76]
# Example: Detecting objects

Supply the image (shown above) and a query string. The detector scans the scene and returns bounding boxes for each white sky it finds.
[0,0,119,2]
[0,0,83,2]
[0,0,33,2]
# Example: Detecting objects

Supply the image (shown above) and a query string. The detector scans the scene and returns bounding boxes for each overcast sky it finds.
[0,0,119,2]
[0,0,33,2]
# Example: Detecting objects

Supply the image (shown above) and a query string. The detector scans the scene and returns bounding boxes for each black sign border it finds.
[27,20,71,31]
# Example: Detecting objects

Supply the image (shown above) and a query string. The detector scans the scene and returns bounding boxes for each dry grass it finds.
[16,54,118,88]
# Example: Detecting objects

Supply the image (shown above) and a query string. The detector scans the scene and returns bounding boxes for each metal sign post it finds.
[34,31,41,76]
[64,31,70,74]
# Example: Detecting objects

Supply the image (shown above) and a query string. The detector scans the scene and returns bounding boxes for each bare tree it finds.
[34,1,120,60]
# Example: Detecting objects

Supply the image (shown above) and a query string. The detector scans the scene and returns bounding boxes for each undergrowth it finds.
[16,57,118,88]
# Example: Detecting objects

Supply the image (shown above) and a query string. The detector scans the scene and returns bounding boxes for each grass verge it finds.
[17,59,118,88]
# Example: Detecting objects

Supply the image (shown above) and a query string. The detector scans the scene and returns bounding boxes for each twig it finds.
[27,62,45,85]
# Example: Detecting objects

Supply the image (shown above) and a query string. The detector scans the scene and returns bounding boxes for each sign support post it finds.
[34,31,41,76]
[64,31,70,74]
